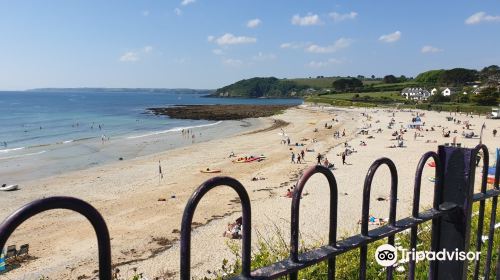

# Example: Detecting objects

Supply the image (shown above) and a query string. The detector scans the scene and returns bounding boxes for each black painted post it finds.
[433,146,476,279]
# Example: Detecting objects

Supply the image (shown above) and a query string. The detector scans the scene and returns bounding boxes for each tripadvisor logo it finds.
[375,244,481,267]
[375,244,398,266]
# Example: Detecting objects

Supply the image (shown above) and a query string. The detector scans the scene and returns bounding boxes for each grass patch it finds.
[203,201,500,279]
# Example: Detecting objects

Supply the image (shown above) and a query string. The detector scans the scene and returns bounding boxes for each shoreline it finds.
[1,105,499,279]
[0,118,266,184]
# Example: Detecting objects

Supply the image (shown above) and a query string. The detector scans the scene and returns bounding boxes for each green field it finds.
[305,92,494,114]
[318,91,404,100]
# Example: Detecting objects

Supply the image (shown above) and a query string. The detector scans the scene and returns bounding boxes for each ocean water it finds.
[0,89,302,183]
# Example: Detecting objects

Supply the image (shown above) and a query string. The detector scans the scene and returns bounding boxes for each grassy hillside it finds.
[289,77,339,88]
[213,77,307,98]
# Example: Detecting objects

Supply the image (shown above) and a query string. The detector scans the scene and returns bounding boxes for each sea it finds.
[0,89,302,183]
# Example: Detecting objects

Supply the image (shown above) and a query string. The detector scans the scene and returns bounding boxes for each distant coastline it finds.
[24,88,215,94]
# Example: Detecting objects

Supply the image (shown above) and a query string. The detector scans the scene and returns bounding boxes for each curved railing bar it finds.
[0,196,111,280]
[359,157,398,280]
[408,151,441,280]
[180,177,251,280]
[471,144,490,280]
[289,165,338,280]
[484,162,499,280]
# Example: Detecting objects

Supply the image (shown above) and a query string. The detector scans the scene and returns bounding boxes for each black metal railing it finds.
[0,144,498,280]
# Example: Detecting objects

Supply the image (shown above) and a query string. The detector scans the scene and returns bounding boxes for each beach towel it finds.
[0,248,5,272]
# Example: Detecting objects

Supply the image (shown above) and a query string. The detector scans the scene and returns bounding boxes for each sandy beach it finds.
[1,105,499,279]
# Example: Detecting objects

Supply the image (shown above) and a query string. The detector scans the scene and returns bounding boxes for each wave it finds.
[0,147,25,153]
[0,150,47,160]
[127,121,223,139]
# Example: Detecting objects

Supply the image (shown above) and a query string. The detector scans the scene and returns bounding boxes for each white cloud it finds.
[247,18,262,28]
[305,38,353,53]
[308,58,342,68]
[378,31,401,43]
[212,49,224,55]
[119,46,153,62]
[142,10,150,17]
[421,45,443,53]
[252,52,276,61]
[207,35,215,42]
[222,58,243,67]
[465,12,500,24]
[213,33,257,45]
[280,42,309,49]
[329,11,358,22]
[119,52,139,62]
[174,8,182,16]
[181,0,195,6]
[291,13,321,26]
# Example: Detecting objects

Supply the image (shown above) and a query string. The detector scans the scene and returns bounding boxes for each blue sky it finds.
[0,0,499,90]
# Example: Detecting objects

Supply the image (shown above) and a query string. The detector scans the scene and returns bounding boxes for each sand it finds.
[1,105,499,279]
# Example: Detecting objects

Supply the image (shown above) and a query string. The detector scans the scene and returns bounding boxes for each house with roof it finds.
[401,88,431,101]
[441,88,454,96]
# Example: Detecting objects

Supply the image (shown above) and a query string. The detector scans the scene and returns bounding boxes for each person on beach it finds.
[291,152,295,163]
[300,150,305,160]
[494,129,497,137]
[316,153,322,165]
[158,160,164,183]
[341,152,346,165]
[223,217,243,239]
[297,154,301,164]
[287,138,291,145]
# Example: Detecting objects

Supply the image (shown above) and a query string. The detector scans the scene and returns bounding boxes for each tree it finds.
[473,87,499,106]
[428,93,450,103]
[414,69,446,84]
[383,75,399,84]
[371,75,375,79]
[332,78,363,92]
[480,65,500,84]
[438,68,477,86]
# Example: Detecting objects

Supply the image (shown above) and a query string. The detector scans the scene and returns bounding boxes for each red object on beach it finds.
[427,161,436,167]
[487,177,495,184]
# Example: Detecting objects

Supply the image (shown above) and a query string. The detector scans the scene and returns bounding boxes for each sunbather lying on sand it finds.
[357,216,388,226]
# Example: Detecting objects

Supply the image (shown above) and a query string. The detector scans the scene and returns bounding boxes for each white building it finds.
[441,88,454,96]
[401,88,431,101]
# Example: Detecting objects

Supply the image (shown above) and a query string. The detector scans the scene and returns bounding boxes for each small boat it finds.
[0,184,19,191]
[200,169,221,174]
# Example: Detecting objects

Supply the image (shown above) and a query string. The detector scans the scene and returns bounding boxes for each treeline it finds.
[213,77,307,98]
[214,65,500,99]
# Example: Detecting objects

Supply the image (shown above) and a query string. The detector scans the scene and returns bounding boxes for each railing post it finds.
[433,146,476,279]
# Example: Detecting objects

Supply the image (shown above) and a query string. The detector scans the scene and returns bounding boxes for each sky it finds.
[0,0,499,90]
